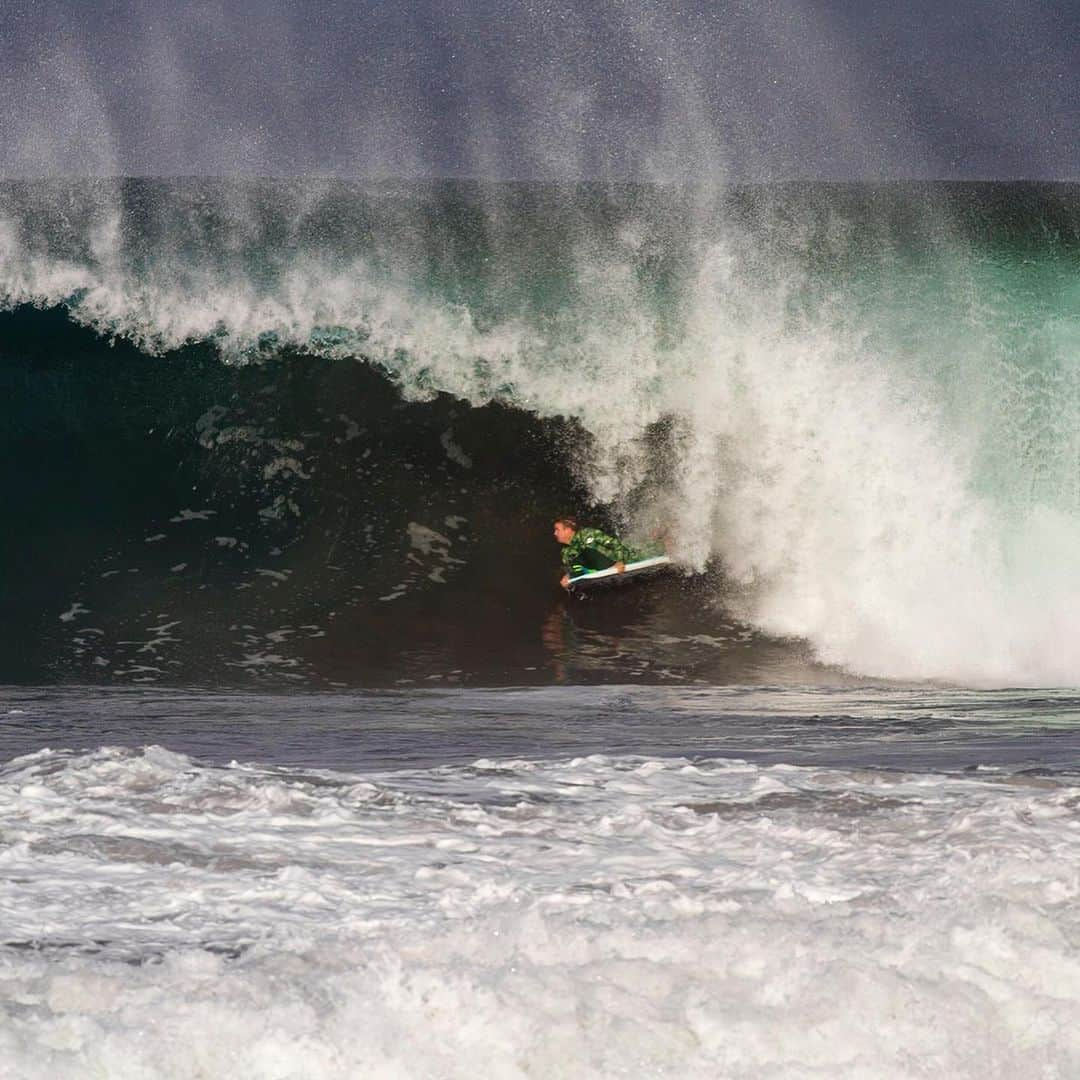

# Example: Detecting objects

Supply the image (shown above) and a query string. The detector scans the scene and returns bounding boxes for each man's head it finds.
[553,516,578,545]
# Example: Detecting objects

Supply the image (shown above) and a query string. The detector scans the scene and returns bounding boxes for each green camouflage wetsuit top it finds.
[561,527,642,578]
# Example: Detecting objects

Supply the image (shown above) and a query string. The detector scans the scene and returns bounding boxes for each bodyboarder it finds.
[553,516,641,589]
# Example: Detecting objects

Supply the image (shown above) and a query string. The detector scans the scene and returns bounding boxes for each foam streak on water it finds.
[2,733,1079,1077]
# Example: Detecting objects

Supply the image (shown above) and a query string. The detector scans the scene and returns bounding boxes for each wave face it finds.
[3,179,1080,686]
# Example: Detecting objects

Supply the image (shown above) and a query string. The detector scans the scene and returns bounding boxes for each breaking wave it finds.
[3,178,1080,685]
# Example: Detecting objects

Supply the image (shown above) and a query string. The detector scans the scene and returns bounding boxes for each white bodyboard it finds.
[567,555,673,593]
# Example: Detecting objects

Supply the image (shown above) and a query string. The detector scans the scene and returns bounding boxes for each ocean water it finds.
[2,180,1080,1076]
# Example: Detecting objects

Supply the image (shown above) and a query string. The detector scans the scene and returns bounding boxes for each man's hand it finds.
[560,573,570,589]
[615,562,626,573]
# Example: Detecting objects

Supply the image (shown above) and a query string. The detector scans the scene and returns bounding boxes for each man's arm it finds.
[563,530,634,583]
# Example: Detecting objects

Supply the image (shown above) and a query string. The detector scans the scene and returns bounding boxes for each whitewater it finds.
[1,687,1079,1078]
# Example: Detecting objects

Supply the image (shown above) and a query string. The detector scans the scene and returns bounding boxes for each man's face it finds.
[553,521,575,545]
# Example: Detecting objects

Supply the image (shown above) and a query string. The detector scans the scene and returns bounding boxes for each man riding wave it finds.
[553,516,645,589]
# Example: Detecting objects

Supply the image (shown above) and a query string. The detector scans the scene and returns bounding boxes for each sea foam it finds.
[1,744,1078,1077]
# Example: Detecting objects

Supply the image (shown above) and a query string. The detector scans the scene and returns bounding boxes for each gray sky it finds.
[1,0,1077,180]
